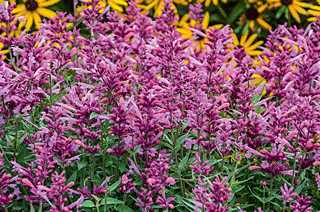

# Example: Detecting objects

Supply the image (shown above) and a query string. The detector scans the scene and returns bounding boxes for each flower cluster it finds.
[193,177,231,211]
[0,2,319,211]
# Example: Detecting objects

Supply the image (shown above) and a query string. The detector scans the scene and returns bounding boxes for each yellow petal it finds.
[308,5,320,10]
[251,73,266,86]
[232,33,239,46]
[177,27,192,39]
[17,19,26,31]
[143,0,159,11]
[15,12,27,20]
[202,12,210,30]
[308,17,317,22]
[36,7,57,18]
[240,34,248,46]
[257,18,272,31]
[246,40,264,51]
[178,14,189,26]
[293,5,307,15]
[244,34,258,48]
[249,20,255,31]
[174,0,188,5]
[12,4,26,14]
[38,0,60,7]
[25,12,34,31]
[33,12,42,29]
[309,10,320,16]
[295,1,314,9]
[109,1,124,12]
[247,50,262,56]
[110,0,128,7]
[205,0,211,7]
[213,24,223,29]
[0,49,10,55]
[155,0,165,16]
[258,4,267,13]
[289,5,301,23]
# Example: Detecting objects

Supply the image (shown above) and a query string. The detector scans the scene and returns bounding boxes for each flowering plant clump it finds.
[0,1,320,211]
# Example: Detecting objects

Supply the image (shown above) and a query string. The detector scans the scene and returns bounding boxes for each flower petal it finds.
[12,4,26,14]
[33,12,42,29]
[257,18,272,31]
[38,0,60,7]
[36,7,57,18]
[244,34,258,48]
[25,12,34,32]
[202,11,210,30]
[289,5,301,23]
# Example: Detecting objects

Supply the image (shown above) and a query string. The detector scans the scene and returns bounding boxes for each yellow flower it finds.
[108,0,128,12]
[136,0,182,17]
[12,0,60,32]
[307,4,320,22]
[268,0,314,23]
[177,12,222,51]
[196,0,227,7]
[77,0,128,14]
[76,0,106,14]
[241,3,272,31]
[232,33,264,56]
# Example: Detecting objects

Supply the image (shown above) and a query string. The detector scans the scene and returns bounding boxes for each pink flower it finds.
[280,184,296,203]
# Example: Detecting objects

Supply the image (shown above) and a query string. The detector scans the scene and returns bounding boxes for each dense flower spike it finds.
[193,177,231,211]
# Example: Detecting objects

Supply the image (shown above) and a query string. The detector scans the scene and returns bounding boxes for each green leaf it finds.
[181,198,195,211]
[234,176,254,185]
[108,179,121,192]
[101,197,124,205]
[77,161,87,170]
[227,1,246,24]
[252,94,262,104]
[175,134,188,152]
[276,6,286,19]
[67,172,77,183]
[89,112,99,120]
[210,13,225,23]
[232,185,246,193]
[255,106,265,114]
[117,205,134,212]
[295,179,306,194]
[248,187,265,203]
[242,22,250,35]
[177,153,190,172]
[82,200,95,208]
[285,7,290,20]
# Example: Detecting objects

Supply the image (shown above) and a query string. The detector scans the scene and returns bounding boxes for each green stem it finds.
[217,6,227,19]
[291,153,297,185]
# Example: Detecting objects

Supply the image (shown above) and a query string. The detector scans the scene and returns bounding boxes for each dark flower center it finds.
[281,0,293,5]
[25,0,39,11]
[245,7,259,20]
